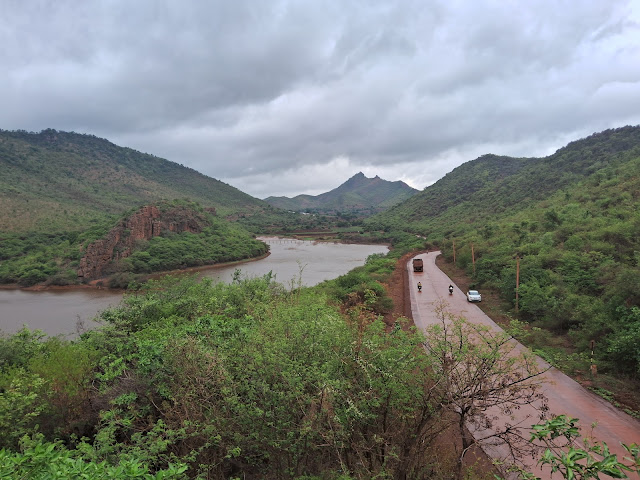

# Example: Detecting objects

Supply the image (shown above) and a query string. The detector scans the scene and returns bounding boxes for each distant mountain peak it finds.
[264,173,419,215]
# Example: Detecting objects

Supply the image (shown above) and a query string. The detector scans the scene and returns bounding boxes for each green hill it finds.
[366,125,640,377]
[0,199,269,287]
[366,126,640,239]
[0,129,302,286]
[264,172,418,215]
[0,129,274,234]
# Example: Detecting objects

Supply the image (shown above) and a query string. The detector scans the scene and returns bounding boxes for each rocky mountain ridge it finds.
[264,172,418,214]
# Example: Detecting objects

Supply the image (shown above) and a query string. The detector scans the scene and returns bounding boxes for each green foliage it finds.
[0,331,102,448]
[122,222,267,274]
[365,127,640,375]
[0,370,48,449]
[518,415,640,480]
[316,253,396,315]
[1,273,479,478]
[0,328,47,369]
[0,128,274,234]
[0,435,188,479]
[605,306,640,374]
[85,275,446,477]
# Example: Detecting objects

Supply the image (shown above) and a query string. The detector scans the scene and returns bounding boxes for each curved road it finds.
[409,252,640,479]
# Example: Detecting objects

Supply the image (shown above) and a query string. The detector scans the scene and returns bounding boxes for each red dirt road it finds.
[409,252,640,480]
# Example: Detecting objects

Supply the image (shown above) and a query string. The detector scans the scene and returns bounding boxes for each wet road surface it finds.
[409,251,640,479]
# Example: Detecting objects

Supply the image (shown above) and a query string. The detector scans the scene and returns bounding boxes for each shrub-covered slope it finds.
[441,152,640,375]
[0,200,268,287]
[367,126,640,376]
[366,126,640,239]
[0,129,274,233]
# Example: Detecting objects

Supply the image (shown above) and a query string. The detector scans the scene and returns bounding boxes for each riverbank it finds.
[1,239,389,336]
[0,251,272,293]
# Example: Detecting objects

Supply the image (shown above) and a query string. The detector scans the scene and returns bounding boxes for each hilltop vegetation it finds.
[0,129,292,234]
[368,126,640,239]
[367,126,640,378]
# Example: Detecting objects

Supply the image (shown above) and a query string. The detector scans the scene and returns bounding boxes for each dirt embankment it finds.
[383,251,415,328]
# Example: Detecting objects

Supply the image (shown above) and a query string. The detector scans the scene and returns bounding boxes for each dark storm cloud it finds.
[2,0,639,197]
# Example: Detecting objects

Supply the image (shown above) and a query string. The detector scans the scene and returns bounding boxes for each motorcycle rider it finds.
[448,284,454,295]
[417,282,422,292]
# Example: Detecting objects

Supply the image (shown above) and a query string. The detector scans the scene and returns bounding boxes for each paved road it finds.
[409,252,640,479]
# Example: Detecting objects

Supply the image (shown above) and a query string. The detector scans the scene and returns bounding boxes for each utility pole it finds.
[515,256,520,313]
[471,243,476,275]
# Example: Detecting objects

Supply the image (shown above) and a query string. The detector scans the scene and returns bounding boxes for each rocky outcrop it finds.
[77,204,208,280]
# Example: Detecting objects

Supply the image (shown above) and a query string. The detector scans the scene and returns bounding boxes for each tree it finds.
[515,415,640,479]
[424,303,550,479]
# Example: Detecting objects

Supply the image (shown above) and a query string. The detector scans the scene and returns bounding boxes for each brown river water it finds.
[0,237,388,337]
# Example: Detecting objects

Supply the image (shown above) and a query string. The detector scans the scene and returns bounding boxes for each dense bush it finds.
[4,271,536,479]
[122,224,267,274]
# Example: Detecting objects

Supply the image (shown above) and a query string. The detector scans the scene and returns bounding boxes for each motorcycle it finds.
[448,285,454,295]
[417,283,422,292]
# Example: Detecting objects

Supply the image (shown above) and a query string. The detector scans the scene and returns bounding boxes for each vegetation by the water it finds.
[3,270,636,479]
[0,200,268,287]
[0,129,379,288]
[1,273,433,478]
[0,271,514,478]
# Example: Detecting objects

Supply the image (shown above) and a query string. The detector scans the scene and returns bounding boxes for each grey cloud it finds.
[2,0,639,198]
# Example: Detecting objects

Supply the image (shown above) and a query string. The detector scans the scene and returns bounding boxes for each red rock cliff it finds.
[77,204,208,280]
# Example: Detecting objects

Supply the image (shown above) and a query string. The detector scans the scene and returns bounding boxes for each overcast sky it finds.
[2,1,640,198]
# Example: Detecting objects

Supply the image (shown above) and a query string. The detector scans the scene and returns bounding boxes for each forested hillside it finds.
[0,129,279,233]
[367,126,640,377]
[0,128,321,286]
[264,172,418,215]
[367,126,640,239]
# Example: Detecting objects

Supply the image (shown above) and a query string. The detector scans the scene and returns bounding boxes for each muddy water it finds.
[0,289,118,337]
[0,237,388,337]
[200,237,388,286]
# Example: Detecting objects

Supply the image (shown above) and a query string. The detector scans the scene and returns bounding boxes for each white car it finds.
[466,290,482,302]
